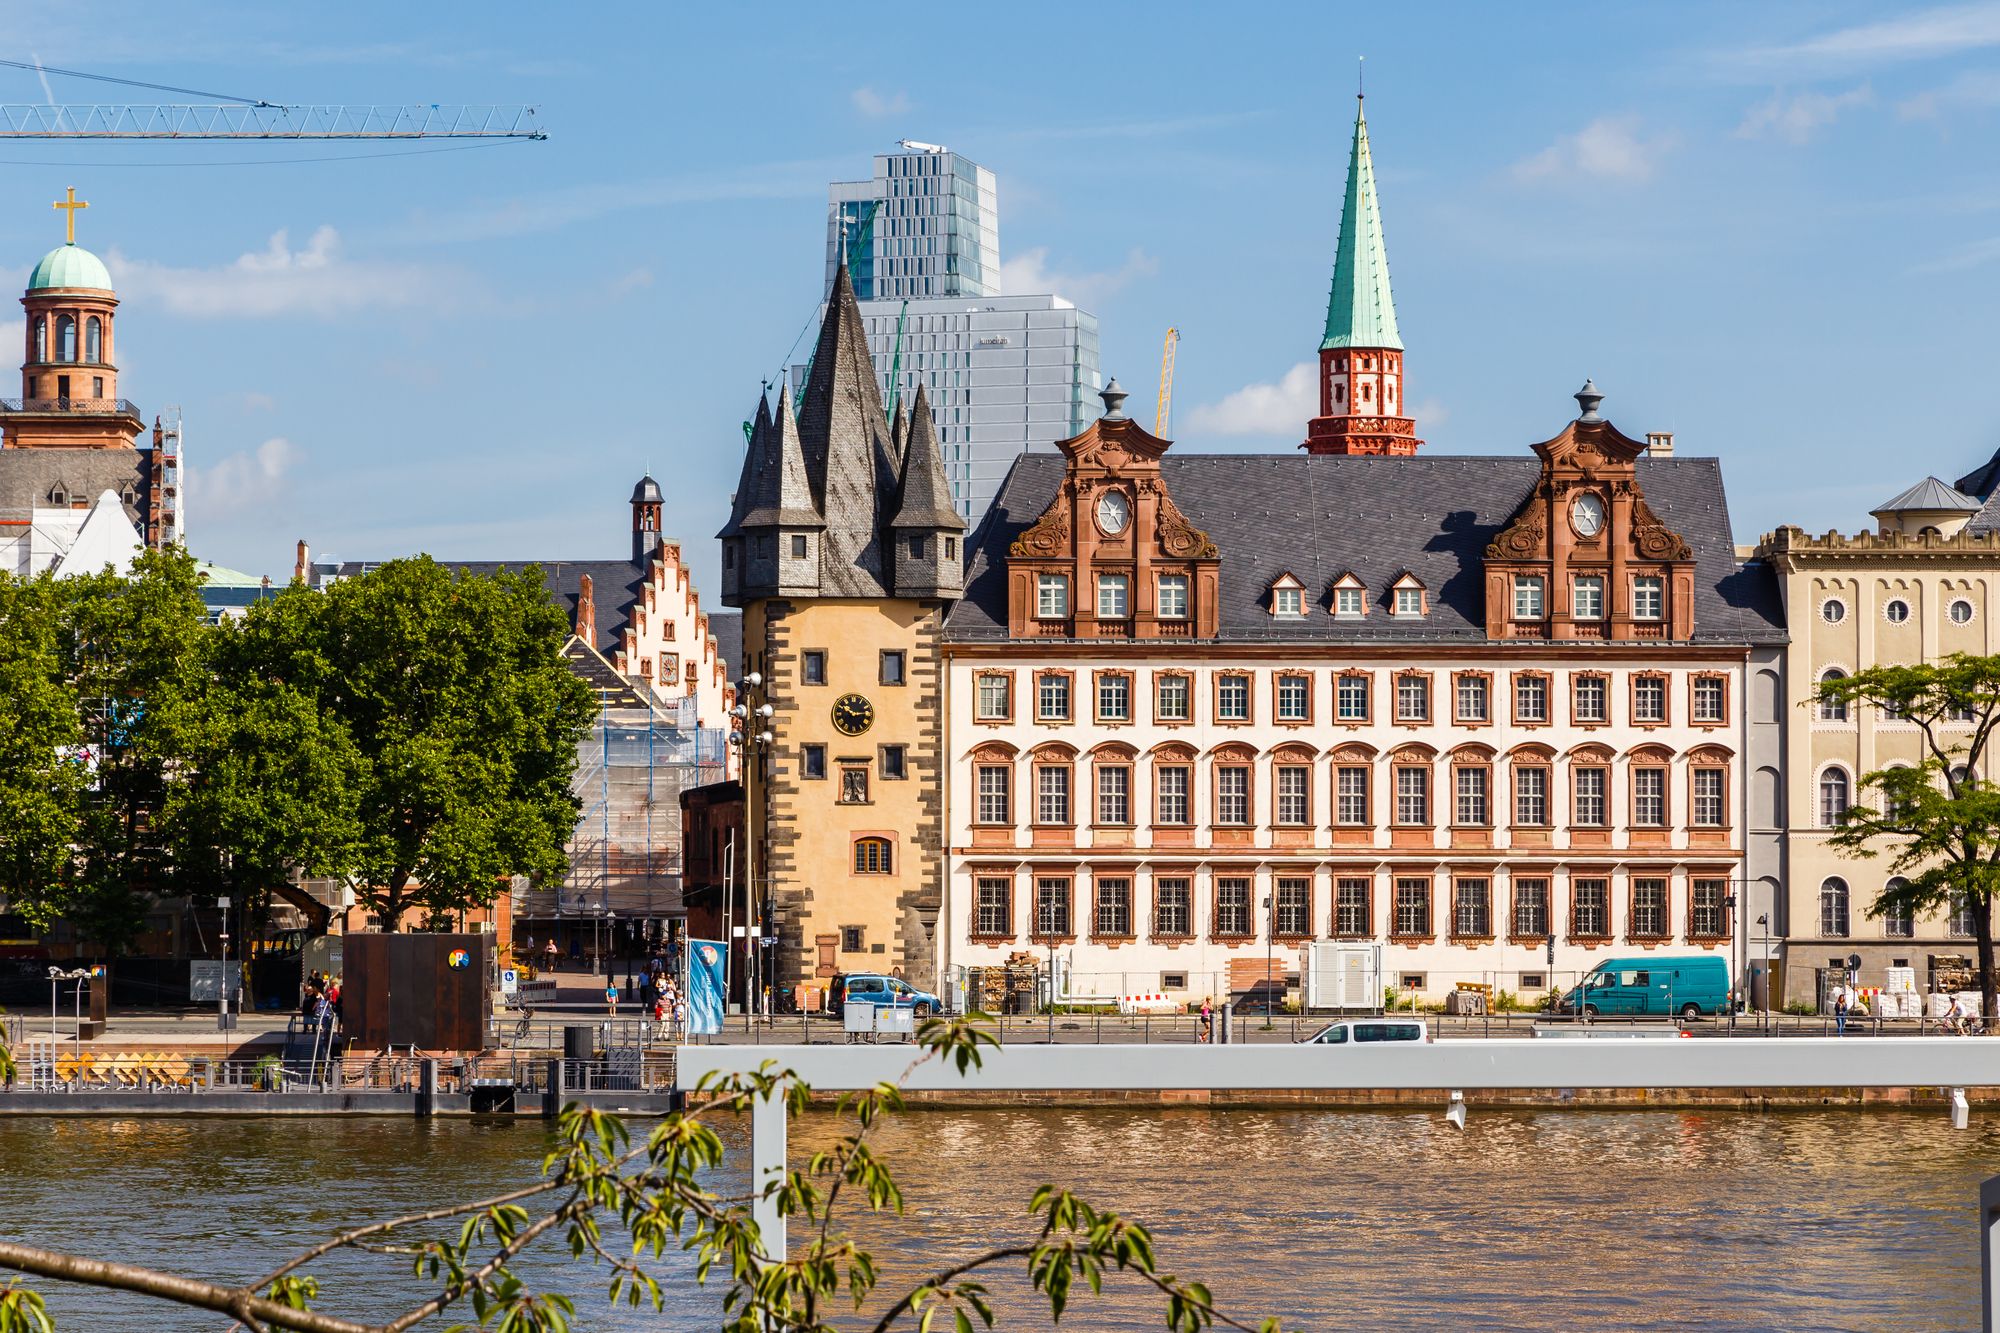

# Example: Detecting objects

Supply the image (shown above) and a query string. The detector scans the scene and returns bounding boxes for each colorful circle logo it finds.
[698,944,719,966]
[447,949,471,970]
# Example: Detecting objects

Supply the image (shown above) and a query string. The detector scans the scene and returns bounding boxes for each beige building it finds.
[1758,474,2000,1005]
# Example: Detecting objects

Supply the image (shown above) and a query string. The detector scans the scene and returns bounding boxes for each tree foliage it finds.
[1815,653,2000,1016]
[0,1018,1289,1333]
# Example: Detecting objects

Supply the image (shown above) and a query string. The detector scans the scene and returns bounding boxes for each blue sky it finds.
[8,3,2000,593]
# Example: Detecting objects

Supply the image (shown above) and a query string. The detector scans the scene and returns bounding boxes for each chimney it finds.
[293,539,309,584]
[1646,431,1675,457]
[576,573,597,644]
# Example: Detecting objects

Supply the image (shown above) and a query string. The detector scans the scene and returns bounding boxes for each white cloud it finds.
[1742,2,2000,68]
[1184,362,1316,437]
[1898,68,2000,118]
[1736,84,1875,143]
[109,226,465,319]
[997,246,1157,305]
[851,87,911,119]
[1512,116,1675,184]
[198,437,299,515]
[608,266,654,298]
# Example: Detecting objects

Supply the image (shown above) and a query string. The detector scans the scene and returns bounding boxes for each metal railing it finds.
[0,396,141,416]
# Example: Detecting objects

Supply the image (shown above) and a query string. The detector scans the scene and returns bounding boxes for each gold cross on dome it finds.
[53,187,88,244]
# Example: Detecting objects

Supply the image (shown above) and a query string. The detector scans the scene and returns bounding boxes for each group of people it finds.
[621,958,686,1044]
[301,971,342,1031]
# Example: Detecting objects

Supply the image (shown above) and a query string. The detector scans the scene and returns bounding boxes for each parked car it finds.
[829,973,940,1019]
[1553,955,1730,1019]
[1300,1018,1431,1044]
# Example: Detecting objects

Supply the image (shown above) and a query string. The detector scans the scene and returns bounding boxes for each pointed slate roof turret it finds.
[889,397,909,472]
[796,262,899,596]
[717,391,772,540]
[760,379,824,529]
[892,385,966,532]
[1322,96,1402,352]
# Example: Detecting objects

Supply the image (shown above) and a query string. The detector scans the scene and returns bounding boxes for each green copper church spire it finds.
[1321,95,1403,352]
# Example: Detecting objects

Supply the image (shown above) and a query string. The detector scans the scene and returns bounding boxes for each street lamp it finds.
[1262,893,1275,1029]
[730,672,775,1021]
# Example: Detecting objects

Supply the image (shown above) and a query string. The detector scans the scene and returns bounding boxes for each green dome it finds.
[27,243,112,292]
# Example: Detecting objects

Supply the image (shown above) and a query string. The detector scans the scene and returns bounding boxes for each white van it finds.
[1301,1018,1430,1044]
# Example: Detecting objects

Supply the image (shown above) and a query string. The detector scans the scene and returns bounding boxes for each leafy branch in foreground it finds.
[0,1019,1293,1332]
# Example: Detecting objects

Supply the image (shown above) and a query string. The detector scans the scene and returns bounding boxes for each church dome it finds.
[28,243,113,293]
[631,474,663,504]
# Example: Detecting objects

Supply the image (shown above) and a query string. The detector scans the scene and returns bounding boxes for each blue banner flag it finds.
[686,939,727,1036]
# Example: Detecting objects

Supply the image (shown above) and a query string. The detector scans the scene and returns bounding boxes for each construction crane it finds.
[0,58,544,138]
[1155,327,1180,436]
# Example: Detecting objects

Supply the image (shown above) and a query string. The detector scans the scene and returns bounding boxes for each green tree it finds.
[300,558,596,929]
[0,573,86,928]
[1815,653,2000,1018]
[0,1019,1288,1332]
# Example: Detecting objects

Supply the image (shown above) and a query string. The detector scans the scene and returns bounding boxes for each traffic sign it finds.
[500,969,519,996]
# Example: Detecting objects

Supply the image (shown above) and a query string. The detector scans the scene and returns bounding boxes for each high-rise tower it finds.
[1303,97,1422,456]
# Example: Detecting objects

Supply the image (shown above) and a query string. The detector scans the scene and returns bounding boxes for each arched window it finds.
[56,315,75,363]
[31,317,46,362]
[1883,880,1914,938]
[1819,768,1850,827]
[1818,669,1848,722]
[852,837,893,876]
[85,317,102,364]
[1819,878,1850,937]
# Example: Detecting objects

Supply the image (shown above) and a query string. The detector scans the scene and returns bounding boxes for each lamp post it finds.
[218,894,234,1032]
[728,673,774,1021]
[1262,892,1275,1029]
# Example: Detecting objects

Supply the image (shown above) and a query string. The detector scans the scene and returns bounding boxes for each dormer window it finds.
[1036,573,1070,619]
[47,485,67,506]
[1331,572,1367,618]
[1512,576,1545,619]
[1391,575,1427,618]
[1157,574,1188,619]
[1096,573,1129,618]
[1269,573,1306,619]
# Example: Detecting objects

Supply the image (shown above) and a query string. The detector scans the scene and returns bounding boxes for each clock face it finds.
[831,692,875,737]
[1096,490,1130,535]
[1570,492,1607,538]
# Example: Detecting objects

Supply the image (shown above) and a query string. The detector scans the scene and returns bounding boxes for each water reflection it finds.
[0,1109,1989,1330]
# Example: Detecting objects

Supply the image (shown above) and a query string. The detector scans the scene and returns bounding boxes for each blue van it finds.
[1557,955,1730,1019]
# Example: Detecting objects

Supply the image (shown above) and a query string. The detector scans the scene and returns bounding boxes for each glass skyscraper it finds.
[827,142,998,300]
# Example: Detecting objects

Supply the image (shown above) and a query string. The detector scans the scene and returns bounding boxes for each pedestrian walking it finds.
[605,981,619,1017]
[1198,997,1214,1044]
[544,939,558,971]
[673,995,688,1041]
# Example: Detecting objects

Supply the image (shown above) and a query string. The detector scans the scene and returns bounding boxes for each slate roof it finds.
[0,448,149,529]
[323,557,645,658]
[708,611,742,680]
[947,453,1786,646]
[1969,494,2000,535]
[1873,476,1980,515]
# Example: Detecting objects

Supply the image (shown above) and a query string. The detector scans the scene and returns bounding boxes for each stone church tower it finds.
[719,264,966,1000]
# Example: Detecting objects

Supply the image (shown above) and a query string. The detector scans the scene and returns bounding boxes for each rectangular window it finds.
[1453,878,1492,937]
[1097,673,1131,722]
[1335,878,1371,936]
[1156,673,1191,722]
[1034,878,1070,937]
[1154,878,1192,937]
[852,837,890,873]
[1335,586,1365,617]
[1574,767,1607,826]
[1337,767,1369,825]
[1337,674,1370,721]
[1395,767,1429,825]
[1633,767,1667,827]
[1633,575,1664,621]
[1157,574,1189,619]
[1693,769,1726,827]
[1217,674,1250,721]
[801,744,827,781]
[1573,879,1609,937]
[1035,766,1071,825]
[1215,766,1250,825]
[1456,674,1490,723]
[1097,573,1129,618]
[802,650,827,686]
[1693,676,1727,724]
[1393,878,1431,937]
[1094,878,1132,937]
[1631,878,1668,938]
[880,745,908,780]
[879,650,906,686]
[1036,673,1071,721]
[1513,576,1545,619]
[1883,900,1914,939]
[840,765,870,805]
[1691,879,1727,938]
[1514,766,1548,826]
[1275,878,1311,936]
[1573,575,1605,620]
[1096,766,1131,825]
[1513,879,1550,937]
[976,673,1011,720]
[975,764,1010,823]
[1574,675,1607,723]
[1215,878,1252,936]
[1156,766,1190,825]
[841,926,864,953]
[1515,674,1548,722]
[1036,573,1069,618]
[1455,767,1489,826]
[975,878,1011,936]
[1395,674,1429,722]
[1633,675,1666,723]
[1394,586,1424,617]
[1274,586,1304,617]
[1276,766,1310,825]
[1276,674,1311,721]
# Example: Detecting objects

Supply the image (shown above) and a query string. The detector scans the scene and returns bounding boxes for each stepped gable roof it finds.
[0,448,148,527]
[890,385,966,531]
[1874,476,1980,515]
[948,453,1784,645]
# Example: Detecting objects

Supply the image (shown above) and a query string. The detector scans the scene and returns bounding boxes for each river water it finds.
[0,1107,1991,1331]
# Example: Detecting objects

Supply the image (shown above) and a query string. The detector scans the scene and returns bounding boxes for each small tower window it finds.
[789,534,807,559]
[85,317,102,364]
[31,317,46,362]
[909,535,927,559]
[56,316,75,363]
